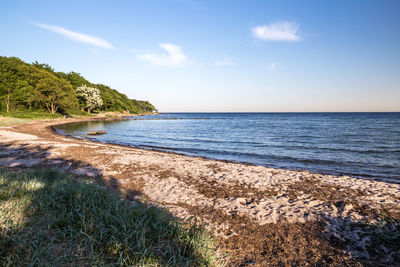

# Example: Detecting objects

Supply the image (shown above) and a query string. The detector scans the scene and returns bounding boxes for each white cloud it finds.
[252,22,300,42]
[137,43,189,67]
[268,62,277,71]
[33,23,114,49]
[214,58,235,67]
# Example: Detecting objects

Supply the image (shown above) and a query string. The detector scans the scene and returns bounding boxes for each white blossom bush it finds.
[76,85,103,113]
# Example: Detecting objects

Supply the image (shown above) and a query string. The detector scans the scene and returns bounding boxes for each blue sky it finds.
[1,0,399,112]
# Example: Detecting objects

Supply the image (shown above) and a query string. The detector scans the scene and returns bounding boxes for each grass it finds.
[0,116,31,127]
[0,111,96,127]
[0,109,152,127]
[0,112,63,127]
[0,111,63,119]
[0,168,223,266]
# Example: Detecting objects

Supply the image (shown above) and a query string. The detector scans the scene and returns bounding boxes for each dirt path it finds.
[1,118,399,266]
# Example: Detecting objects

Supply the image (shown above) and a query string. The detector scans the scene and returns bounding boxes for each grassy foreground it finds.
[0,168,223,266]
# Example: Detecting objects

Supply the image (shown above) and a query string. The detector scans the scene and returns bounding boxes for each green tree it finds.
[35,77,77,113]
[32,61,55,73]
[0,57,21,112]
[0,56,156,115]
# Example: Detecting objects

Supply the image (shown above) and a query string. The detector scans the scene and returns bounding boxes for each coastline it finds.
[1,117,399,265]
[54,113,400,183]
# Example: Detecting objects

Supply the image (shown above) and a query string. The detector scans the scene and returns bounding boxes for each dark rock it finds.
[334,200,344,208]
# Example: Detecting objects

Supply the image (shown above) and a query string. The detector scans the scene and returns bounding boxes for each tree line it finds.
[0,56,156,115]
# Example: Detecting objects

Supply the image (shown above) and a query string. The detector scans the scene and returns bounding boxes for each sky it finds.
[1,0,399,112]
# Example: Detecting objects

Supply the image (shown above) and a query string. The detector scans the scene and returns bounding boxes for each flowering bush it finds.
[76,85,103,113]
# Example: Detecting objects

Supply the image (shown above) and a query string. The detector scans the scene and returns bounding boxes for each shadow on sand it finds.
[0,141,399,266]
[0,142,220,266]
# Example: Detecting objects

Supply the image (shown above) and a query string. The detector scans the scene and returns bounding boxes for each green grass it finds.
[0,111,63,119]
[0,112,64,127]
[0,111,96,127]
[0,116,31,127]
[0,168,223,266]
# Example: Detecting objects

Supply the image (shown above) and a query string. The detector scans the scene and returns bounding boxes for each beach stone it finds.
[334,200,344,208]
[87,131,106,135]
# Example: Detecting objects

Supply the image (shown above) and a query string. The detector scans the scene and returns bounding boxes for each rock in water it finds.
[87,131,106,135]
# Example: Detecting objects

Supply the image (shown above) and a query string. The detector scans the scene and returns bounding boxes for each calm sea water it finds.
[56,113,400,181]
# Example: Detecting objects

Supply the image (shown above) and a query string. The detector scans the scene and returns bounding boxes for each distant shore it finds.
[0,117,399,265]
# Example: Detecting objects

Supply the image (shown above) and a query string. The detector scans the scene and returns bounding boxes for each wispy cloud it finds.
[137,43,189,67]
[214,58,235,67]
[268,62,277,71]
[33,23,114,49]
[252,22,300,42]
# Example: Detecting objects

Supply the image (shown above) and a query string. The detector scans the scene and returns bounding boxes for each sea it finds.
[56,112,400,182]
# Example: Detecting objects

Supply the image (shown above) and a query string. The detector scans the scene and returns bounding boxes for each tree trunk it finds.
[50,104,56,114]
[46,104,50,113]
[6,89,10,113]
[87,108,91,114]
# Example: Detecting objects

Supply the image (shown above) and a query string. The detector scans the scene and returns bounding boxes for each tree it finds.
[0,57,21,112]
[35,77,76,113]
[0,56,156,114]
[76,85,103,113]
[32,61,54,73]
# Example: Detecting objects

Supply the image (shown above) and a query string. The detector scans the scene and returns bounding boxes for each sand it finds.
[0,117,399,265]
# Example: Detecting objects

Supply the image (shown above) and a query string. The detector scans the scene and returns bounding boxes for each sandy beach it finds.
[1,117,399,266]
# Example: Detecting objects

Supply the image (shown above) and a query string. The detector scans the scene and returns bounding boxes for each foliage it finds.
[0,168,223,266]
[35,77,77,113]
[0,56,156,115]
[0,57,32,112]
[76,85,103,113]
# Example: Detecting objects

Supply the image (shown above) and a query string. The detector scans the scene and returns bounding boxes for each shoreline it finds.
[53,117,399,184]
[1,116,400,265]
